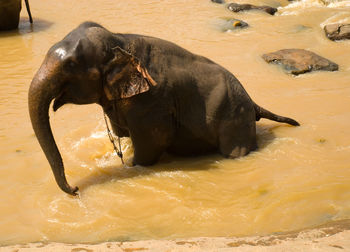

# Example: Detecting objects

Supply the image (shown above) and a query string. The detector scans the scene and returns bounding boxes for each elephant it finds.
[28,22,299,195]
[0,0,33,31]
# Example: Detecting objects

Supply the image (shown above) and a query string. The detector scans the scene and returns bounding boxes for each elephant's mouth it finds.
[53,92,66,112]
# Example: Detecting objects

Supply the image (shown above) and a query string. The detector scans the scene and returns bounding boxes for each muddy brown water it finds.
[0,0,349,246]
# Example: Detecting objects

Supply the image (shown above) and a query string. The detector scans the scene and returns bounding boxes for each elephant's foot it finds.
[224,146,250,159]
[219,134,257,159]
[218,117,257,159]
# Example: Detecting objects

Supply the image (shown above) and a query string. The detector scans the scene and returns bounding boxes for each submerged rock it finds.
[324,23,350,41]
[211,0,225,4]
[219,18,249,32]
[227,3,277,15]
[291,25,312,33]
[262,49,338,75]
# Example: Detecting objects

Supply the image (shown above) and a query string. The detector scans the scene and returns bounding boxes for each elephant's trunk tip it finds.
[63,185,79,196]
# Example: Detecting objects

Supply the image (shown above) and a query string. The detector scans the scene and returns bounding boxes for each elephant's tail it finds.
[24,0,33,24]
[254,103,300,126]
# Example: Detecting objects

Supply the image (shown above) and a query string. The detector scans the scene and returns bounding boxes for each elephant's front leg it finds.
[129,123,173,166]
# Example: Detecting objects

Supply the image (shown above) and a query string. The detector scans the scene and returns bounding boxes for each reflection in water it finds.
[0,0,350,246]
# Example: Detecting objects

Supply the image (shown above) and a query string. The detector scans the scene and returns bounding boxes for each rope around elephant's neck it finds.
[103,112,124,165]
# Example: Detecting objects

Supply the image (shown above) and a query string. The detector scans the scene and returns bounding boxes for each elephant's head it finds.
[28,22,156,195]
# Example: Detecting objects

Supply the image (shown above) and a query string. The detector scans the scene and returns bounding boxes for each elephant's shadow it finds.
[0,18,52,37]
[76,123,279,192]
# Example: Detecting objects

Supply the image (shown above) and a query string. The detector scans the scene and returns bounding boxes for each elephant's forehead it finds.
[54,47,67,59]
[84,27,109,46]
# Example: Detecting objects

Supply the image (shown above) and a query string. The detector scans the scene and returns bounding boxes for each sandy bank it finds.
[1,219,349,251]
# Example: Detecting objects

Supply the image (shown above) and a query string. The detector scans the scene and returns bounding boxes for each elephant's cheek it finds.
[88,68,100,81]
[86,68,102,102]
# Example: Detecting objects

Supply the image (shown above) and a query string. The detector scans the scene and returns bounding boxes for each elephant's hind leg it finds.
[218,115,257,159]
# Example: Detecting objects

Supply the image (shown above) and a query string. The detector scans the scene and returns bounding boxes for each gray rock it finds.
[211,0,225,4]
[262,49,338,75]
[227,3,277,15]
[324,23,350,41]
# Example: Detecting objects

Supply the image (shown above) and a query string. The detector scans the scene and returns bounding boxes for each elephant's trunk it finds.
[28,68,78,195]
[24,0,33,24]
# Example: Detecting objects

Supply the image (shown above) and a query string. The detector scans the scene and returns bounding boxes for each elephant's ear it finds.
[104,46,157,100]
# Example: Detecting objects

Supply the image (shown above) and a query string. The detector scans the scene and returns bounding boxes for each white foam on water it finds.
[278,0,350,16]
[90,131,107,139]
[71,130,106,150]
[327,0,350,7]
[320,12,350,27]
[95,137,133,168]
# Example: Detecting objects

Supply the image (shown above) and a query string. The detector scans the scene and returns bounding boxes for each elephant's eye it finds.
[64,59,78,70]
[68,60,77,68]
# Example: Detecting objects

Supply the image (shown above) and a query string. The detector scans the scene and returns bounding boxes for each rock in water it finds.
[219,18,249,32]
[262,49,338,75]
[211,0,225,4]
[227,3,277,15]
[324,23,350,41]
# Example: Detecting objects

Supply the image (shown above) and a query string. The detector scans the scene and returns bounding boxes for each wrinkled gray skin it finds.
[0,0,33,31]
[28,22,299,195]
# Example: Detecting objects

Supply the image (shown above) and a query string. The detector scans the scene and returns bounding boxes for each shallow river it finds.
[0,0,350,246]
